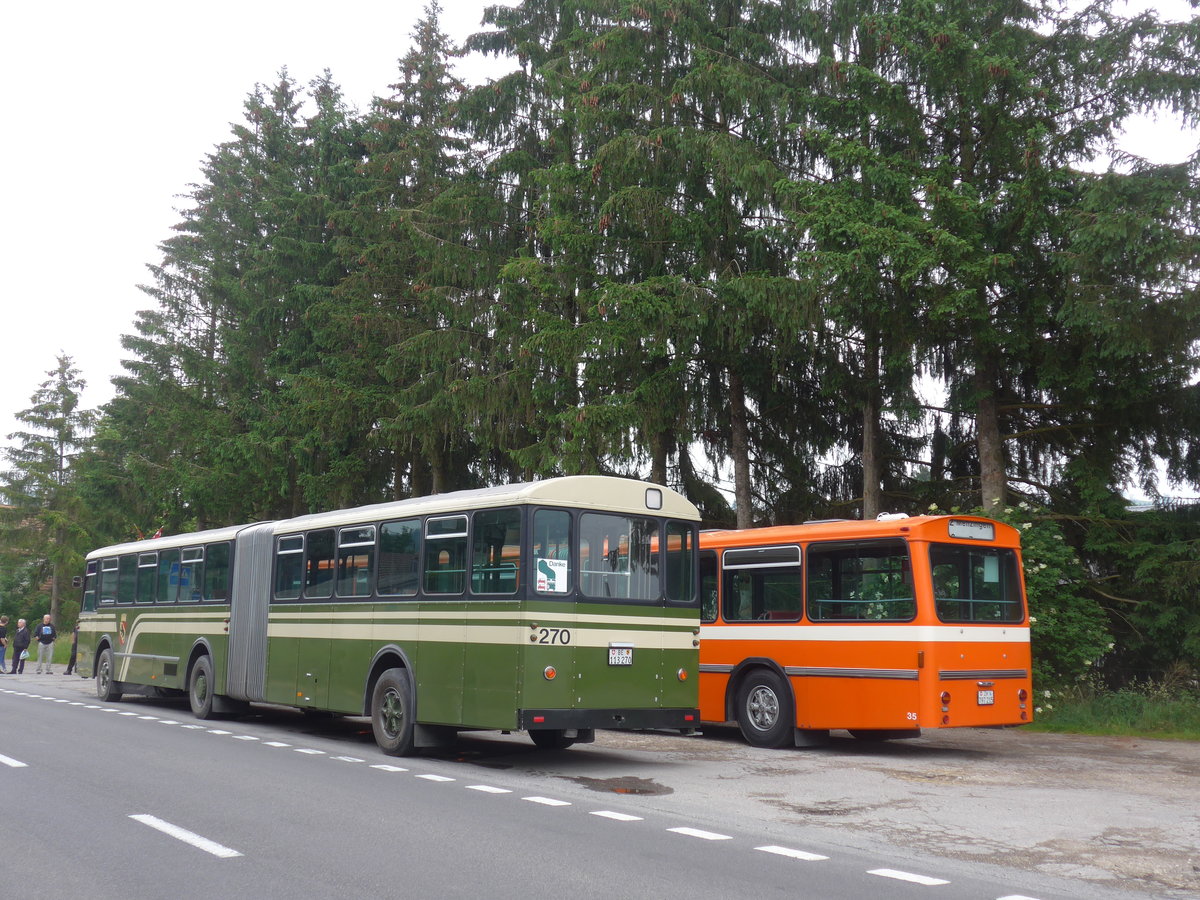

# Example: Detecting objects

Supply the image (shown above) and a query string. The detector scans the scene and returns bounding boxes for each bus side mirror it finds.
[72,576,83,589]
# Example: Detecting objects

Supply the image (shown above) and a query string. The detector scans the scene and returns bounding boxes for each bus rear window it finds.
[930,544,1024,623]
[580,513,660,602]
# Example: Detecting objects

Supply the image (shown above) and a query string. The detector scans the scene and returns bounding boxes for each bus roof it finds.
[700,514,1021,548]
[86,476,699,559]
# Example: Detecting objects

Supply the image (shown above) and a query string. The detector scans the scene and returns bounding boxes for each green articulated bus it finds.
[76,476,701,755]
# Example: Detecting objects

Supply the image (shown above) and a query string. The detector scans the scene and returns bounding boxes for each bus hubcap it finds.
[747,686,779,730]
[381,689,405,737]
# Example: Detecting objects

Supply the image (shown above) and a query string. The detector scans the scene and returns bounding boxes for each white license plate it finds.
[977,689,995,706]
[608,647,633,666]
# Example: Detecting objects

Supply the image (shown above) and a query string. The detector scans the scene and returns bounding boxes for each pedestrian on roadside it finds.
[9,619,30,674]
[34,614,57,675]
[63,625,79,676]
[0,615,8,673]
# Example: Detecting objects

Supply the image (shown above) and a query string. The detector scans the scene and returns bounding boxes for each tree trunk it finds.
[973,367,1006,510]
[861,332,883,520]
[729,368,754,528]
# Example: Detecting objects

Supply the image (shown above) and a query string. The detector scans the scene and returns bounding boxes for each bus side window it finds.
[205,542,232,602]
[699,551,718,623]
[117,555,137,604]
[425,516,468,595]
[304,530,336,600]
[158,549,181,603]
[274,536,304,600]
[82,560,99,612]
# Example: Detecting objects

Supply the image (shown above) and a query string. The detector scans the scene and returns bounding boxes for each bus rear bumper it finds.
[518,708,700,732]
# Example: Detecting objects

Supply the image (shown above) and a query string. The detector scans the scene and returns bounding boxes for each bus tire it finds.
[96,647,122,703]
[371,668,416,756]
[529,729,575,750]
[189,655,216,719]
[736,669,794,748]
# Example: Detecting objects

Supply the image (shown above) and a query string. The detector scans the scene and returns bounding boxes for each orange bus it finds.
[697,514,1032,747]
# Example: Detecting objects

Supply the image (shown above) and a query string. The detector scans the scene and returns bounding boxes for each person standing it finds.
[0,615,8,673]
[9,619,30,674]
[63,625,79,676]
[34,614,57,675]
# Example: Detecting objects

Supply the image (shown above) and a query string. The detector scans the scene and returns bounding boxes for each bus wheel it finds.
[371,668,416,756]
[529,729,575,750]
[736,670,794,748]
[189,656,216,719]
[96,648,122,703]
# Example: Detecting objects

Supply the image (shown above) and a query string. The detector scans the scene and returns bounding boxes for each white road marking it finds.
[157,720,180,725]
[668,827,732,841]
[129,814,242,858]
[370,764,408,772]
[264,741,290,748]
[180,724,205,729]
[417,774,455,782]
[206,729,232,735]
[294,748,324,755]
[756,845,829,861]
[868,869,950,886]
[591,811,642,822]
[119,711,138,716]
[466,785,512,794]
[524,796,571,806]
[333,755,364,762]
[232,735,259,742]
[0,754,29,768]
[138,715,159,720]
[997,896,1045,900]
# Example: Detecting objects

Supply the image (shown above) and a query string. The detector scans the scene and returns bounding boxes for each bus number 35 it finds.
[537,627,571,645]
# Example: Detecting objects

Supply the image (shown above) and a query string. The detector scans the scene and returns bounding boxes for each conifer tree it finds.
[0,356,95,625]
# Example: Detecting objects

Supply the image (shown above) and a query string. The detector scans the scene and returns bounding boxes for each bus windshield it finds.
[930,543,1025,623]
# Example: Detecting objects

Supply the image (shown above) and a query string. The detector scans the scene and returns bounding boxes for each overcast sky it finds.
[2,1,1196,494]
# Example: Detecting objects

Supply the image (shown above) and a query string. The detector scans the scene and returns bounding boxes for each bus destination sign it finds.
[948,519,995,541]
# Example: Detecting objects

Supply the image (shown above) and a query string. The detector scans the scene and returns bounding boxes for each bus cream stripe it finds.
[701,625,1029,643]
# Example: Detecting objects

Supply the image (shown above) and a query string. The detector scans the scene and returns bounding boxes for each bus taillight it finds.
[543,666,557,680]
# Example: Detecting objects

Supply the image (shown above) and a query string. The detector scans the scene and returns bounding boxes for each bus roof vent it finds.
[876,512,910,521]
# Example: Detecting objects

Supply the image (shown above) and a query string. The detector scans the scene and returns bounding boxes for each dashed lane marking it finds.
[130,814,242,859]
[0,753,29,768]
[755,845,828,861]
[524,796,571,806]
[868,868,950,886]
[466,785,512,794]
[591,811,642,822]
[668,827,732,841]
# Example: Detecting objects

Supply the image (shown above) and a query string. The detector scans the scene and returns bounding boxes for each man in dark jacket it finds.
[9,619,30,674]
[34,615,57,675]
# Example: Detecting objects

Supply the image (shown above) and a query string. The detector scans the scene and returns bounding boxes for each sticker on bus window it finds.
[536,558,569,593]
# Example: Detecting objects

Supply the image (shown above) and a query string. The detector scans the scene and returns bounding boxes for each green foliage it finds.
[0,356,96,628]
[962,502,1112,689]
[1028,668,1200,739]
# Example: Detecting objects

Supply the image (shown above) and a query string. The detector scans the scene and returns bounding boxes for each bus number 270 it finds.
[537,628,571,645]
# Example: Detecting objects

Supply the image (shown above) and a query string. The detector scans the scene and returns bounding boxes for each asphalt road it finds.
[2,672,1194,900]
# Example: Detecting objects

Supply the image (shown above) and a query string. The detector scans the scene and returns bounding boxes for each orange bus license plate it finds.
[977,689,995,705]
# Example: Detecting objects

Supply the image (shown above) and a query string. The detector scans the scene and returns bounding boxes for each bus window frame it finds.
[804,538,917,624]
[336,525,376,599]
